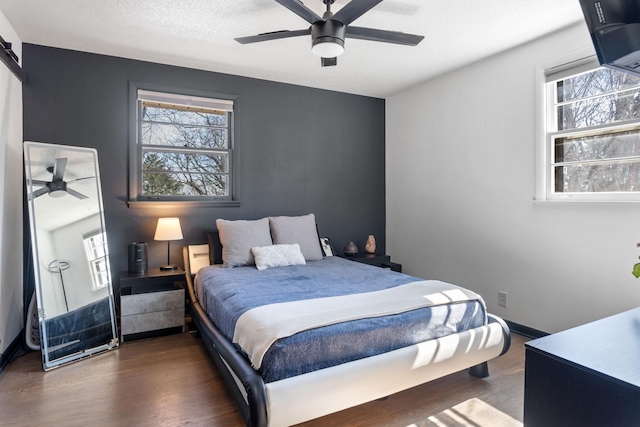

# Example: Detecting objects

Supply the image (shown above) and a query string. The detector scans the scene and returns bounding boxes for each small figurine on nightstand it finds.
[343,241,358,256]
[365,235,376,254]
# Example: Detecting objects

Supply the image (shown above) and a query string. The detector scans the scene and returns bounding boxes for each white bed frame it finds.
[183,245,511,427]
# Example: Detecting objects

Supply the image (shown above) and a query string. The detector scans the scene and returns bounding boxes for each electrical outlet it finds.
[498,291,508,308]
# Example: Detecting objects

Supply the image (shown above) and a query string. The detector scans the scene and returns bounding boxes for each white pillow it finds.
[251,244,306,271]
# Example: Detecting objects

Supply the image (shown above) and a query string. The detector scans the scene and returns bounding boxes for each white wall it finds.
[33,230,64,318]
[34,214,107,317]
[52,214,108,311]
[0,10,23,356]
[386,23,640,334]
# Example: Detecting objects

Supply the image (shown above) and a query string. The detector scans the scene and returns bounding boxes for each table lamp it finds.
[154,217,183,270]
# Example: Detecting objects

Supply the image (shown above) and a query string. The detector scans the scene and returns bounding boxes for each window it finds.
[544,61,640,201]
[128,85,237,205]
[84,231,110,290]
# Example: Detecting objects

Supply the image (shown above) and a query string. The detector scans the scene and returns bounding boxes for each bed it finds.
[183,215,511,427]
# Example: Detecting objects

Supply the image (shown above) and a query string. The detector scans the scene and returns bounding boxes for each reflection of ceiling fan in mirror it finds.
[29,157,92,200]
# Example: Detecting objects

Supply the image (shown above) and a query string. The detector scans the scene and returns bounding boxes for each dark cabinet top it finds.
[526,307,640,388]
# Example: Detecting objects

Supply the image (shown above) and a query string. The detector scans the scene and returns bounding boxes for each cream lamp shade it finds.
[154,217,183,241]
[154,217,183,270]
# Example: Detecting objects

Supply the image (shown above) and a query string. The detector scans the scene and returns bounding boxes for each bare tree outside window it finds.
[138,96,233,199]
[549,67,640,197]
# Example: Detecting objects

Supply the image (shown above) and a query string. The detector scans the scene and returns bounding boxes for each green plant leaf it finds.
[632,263,640,278]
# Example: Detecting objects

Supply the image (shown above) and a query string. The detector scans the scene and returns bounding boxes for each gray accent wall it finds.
[22,44,386,291]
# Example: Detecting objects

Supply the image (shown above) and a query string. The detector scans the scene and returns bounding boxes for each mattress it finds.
[195,256,486,383]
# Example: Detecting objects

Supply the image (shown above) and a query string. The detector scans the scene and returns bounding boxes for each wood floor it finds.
[0,332,527,426]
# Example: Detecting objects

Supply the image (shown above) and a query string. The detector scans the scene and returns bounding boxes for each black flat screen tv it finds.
[579,0,640,75]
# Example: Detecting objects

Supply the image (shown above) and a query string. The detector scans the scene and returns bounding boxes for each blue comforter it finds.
[196,256,486,383]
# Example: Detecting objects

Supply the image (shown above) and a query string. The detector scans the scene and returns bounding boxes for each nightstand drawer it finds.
[121,308,184,335]
[121,289,184,316]
[120,288,185,341]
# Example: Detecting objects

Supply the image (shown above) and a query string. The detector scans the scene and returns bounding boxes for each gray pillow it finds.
[216,218,273,267]
[268,214,323,261]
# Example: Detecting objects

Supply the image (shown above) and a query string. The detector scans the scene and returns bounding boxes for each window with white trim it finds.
[84,230,110,290]
[544,60,640,201]
[129,87,235,203]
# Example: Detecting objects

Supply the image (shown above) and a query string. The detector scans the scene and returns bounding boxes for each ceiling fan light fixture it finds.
[311,19,346,58]
[312,40,345,57]
[49,189,67,198]
[48,180,68,198]
[311,38,345,57]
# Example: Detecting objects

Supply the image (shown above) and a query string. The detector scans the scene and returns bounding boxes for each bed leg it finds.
[468,361,489,378]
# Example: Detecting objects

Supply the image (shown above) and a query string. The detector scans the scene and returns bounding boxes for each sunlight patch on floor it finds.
[407,398,522,427]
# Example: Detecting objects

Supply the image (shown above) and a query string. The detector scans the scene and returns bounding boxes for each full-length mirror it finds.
[24,141,118,370]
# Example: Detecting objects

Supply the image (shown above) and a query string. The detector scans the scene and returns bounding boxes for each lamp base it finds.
[159,264,178,271]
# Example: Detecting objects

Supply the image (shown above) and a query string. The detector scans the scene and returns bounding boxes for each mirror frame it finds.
[24,141,119,370]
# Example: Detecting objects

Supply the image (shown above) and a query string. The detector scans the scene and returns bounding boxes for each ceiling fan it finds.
[29,158,90,200]
[235,0,424,66]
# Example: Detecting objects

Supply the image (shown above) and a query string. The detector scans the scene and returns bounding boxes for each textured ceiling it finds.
[1,0,585,97]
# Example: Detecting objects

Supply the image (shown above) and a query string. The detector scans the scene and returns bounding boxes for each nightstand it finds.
[340,253,402,273]
[119,268,185,342]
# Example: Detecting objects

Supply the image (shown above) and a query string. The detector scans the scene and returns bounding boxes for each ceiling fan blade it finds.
[346,26,424,46]
[321,57,337,67]
[332,0,383,25]
[30,187,49,200]
[275,0,323,24]
[235,28,311,44]
[66,176,96,184]
[66,187,88,200]
[52,158,67,181]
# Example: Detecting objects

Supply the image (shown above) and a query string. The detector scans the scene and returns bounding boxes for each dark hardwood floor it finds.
[0,332,527,426]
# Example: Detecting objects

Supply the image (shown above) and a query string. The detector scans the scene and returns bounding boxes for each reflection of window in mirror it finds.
[83,230,110,290]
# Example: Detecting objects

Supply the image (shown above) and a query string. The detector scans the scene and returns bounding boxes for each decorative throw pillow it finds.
[251,244,306,271]
[268,213,323,261]
[216,218,273,267]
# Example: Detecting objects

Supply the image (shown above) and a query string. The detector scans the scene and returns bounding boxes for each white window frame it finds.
[83,230,110,291]
[537,54,640,202]
[127,82,239,208]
